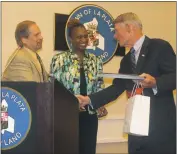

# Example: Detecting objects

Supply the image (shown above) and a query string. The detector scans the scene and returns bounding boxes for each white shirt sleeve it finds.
[152,86,158,95]
[88,96,94,109]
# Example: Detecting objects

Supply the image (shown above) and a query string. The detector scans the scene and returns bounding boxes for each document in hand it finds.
[123,94,150,136]
[98,73,144,80]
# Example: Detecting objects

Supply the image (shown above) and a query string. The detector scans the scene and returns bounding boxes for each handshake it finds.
[75,95,90,108]
[76,95,108,118]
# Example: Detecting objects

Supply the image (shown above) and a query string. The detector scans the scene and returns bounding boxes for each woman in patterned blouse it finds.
[50,19,107,154]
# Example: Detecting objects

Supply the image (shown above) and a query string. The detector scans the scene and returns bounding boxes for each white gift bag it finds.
[123,83,150,136]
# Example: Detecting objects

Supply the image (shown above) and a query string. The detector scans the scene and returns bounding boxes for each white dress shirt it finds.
[132,35,157,95]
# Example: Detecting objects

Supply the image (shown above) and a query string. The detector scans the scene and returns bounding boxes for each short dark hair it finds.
[67,19,85,38]
[15,20,36,47]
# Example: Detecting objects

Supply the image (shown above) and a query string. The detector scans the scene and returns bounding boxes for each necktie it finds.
[130,47,136,73]
[36,53,45,81]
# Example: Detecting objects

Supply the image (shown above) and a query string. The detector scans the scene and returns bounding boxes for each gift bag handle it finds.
[130,81,145,97]
[131,81,139,97]
[139,82,144,95]
[131,82,144,97]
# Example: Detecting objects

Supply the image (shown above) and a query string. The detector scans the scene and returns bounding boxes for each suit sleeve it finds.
[156,41,176,94]
[2,57,33,81]
[89,57,126,109]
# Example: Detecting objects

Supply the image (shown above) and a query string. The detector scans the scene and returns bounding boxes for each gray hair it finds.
[113,12,143,30]
[15,20,36,47]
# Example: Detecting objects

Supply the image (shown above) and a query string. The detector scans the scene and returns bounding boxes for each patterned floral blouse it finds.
[50,50,105,114]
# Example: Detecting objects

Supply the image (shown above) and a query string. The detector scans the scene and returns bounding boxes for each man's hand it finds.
[76,95,90,108]
[97,106,108,118]
[139,73,156,88]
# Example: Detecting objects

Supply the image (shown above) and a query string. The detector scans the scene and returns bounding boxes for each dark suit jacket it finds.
[89,36,176,152]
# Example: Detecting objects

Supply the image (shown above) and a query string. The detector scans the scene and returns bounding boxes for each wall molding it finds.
[97,137,127,143]
[98,115,125,121]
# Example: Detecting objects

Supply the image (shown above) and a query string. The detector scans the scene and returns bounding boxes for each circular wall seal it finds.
[1,87,32,150]
[65,4,118,64]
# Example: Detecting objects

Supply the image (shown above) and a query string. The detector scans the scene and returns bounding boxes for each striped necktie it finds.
[36,53,45,81]
[130,47,136,73]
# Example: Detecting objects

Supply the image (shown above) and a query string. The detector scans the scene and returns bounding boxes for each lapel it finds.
[83,52,89,84]
[22,48,44,81]
[135,36,150,74]
[124,53,133,74]
[70,50,89,85]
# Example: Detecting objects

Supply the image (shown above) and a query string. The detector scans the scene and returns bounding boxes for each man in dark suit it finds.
[77,12,176,154]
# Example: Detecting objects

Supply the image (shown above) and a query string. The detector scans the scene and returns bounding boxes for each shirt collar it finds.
[23,47,38,60]
[69,49,89,59]
[133,35,145,53]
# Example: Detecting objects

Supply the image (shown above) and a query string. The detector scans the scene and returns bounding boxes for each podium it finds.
[1,80,79,154]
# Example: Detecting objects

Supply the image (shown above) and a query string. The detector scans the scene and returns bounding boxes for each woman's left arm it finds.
[96,56,108,118]
[50,53,63,82]
[96,56,105,92]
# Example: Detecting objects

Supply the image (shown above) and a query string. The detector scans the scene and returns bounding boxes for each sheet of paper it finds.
[98,73,144,80]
